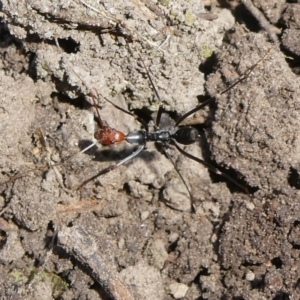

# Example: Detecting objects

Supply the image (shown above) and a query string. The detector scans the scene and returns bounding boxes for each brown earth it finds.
[0,0,299,299]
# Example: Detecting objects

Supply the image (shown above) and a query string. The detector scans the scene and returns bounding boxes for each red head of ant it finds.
[94,128,125,145]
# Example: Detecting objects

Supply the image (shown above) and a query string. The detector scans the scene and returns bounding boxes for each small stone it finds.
[245,201,255,211]
[118,237,125,249]
[147,239,168,270]
[210,233,217,243]
[169,282,189,299]
[140,211,150,221]
[168,232,179,243]
[0,230,25,264]
[245,271,255,281]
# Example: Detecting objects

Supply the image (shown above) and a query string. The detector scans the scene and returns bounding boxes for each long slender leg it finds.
[76,145,145,190]
[172,141,250,196]
[1,142,98,186]
[138,54,198,211]
[161,145,196,212]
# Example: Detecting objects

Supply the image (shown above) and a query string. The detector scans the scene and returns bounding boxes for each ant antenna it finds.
[137,53,164,129]
[175,48,271,127]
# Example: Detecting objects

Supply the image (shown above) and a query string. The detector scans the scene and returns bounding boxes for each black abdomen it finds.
[172,127,199,145]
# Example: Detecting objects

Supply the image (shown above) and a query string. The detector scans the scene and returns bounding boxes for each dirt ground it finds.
[0,0,300,299]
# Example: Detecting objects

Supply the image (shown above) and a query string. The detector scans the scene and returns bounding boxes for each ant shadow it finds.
[78,139,158,164]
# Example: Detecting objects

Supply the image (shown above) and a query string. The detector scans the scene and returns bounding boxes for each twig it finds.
[241,0,280,47]
[57,225,135,300]
[80,0,166,52]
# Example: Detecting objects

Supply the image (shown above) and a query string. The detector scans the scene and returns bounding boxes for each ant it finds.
[72,50,270,211]
[2,50,269,212]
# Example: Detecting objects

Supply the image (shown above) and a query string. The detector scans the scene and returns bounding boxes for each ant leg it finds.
[161,146,197,212]
[1,142,98,186]
[172,141,250,196]
[76,144,145,190]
